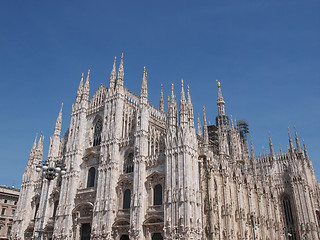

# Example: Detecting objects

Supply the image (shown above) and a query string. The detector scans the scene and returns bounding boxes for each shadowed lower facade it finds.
[11,55,320,240]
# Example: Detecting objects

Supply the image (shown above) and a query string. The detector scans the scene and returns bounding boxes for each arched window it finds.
[53,200,59,218]
[153,184,163,206]
[123,189,131,209]
[124,153,134,173]
[282,195,297,240]
[152,233,163,240]
[87,167,96,188]
[93,119,102,146]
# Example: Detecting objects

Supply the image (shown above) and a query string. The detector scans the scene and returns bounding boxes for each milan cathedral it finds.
[11,54,320,240]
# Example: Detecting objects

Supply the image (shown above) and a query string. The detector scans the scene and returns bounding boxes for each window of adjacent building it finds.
[153,184,163,206]
[14,201,17,205]
[123,152,134,173]
[93,119,102,146]
[53,200,59,218]
[4,199,7,203]
[11,209,15,216]
[87,167,96,188]
[123,189,131,209]
[1,208,6,215]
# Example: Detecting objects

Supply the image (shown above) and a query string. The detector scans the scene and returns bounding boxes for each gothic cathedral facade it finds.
[11,55,320,240]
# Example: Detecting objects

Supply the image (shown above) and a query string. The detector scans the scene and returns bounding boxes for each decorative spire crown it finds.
[160,84,164,111]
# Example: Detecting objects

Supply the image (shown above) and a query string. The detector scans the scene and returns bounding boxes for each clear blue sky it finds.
[0,1,319,187]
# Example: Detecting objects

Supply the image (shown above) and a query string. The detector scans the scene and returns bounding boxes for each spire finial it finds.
[180,78,186,102]
[171,83,174,98]
[216,79,225,115]
[76,73,84,103]
[32,133,38,149]
[288,127,294,150]
[294,126,302,152]
[269,131,275,160]
[140,66,148,99]
[54,103,63,136]
[203,106,208,143]
[117,52,124,86]
[216,79,221,88]
[197,114,202,136]
[302,139,309,160]
[160,84,164,111]
[109,56,117,89]
[250,136,255,159]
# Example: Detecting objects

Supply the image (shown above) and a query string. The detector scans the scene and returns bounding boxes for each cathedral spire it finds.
[197,114,202,136]
[288,127,294,150]
[294,126,302,153]
[160,84,164,111]
[76,73,84,103]
[117,52,124,87]
[83,69,90,102]
[37,132,44,151]
[303,139,309,160]
[180,79,186,103]
[54,103,63,137]
[187,84,191,104]
[140,66,148,99]
[216,79,225,115]
[250,136,255,159]
[109,56,117,89]
[32,133,38,150]
[203,106,209,144]
[269,132,275,160]
[167,83,177,128]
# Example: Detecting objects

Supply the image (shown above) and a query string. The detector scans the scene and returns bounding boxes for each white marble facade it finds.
[11,54,320,240]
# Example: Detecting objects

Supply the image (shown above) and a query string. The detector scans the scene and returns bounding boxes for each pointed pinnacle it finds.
[197,114,202,136]
[32,133,38,149]
[303,138,309,160]
[187,85,191,104]
[250,136,255,159]
[293,126,302,151]
[288,127,294,149]
[160,84,164,111]
[180,79,186,102]
[171,83,174,98]
[203,106,207,126]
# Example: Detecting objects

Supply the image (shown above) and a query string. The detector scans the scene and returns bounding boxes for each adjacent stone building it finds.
[11,55,320,239]
[0,186,19,239]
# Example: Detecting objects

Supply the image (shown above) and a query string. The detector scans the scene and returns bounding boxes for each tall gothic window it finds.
[93,119,102,146]
[87,167,96,188]
[123,189,131,209]
[153,184,163,206]
[53,200,59,218]
[123,153,134,173]
[282,195,297,240]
